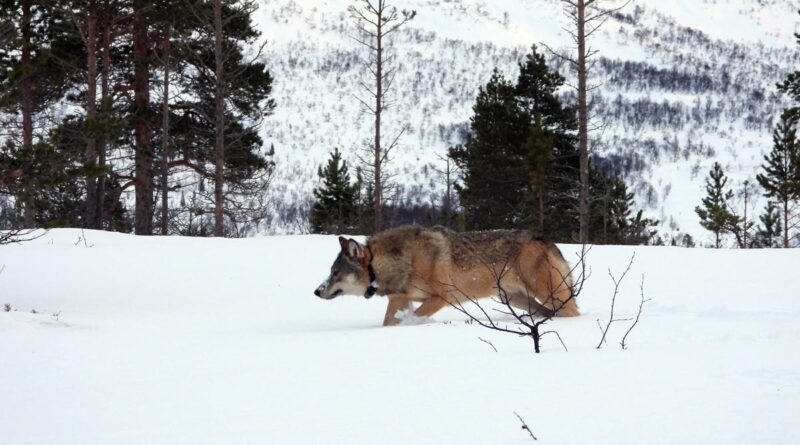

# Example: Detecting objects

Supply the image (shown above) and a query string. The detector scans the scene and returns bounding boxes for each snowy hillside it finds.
[1,230,799,444]
[255,0,800,243]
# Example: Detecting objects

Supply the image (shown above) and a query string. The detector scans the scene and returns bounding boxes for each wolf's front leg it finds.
[383,296,414,326]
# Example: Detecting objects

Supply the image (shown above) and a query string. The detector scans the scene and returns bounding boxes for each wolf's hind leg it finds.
[414,296,449,319]
[524,261,581,317]
[384,297,414,326]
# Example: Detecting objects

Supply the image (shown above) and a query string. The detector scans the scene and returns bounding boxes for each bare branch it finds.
[477,337,498,352]
[597,253,636,349]
[620,276,652,349]
[514,412,538,441]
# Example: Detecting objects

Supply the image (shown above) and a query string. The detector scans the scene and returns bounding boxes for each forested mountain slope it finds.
[256,0,800,243]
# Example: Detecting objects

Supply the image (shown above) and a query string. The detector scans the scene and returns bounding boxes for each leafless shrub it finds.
[620,276,651,350]
[596,253,651,349]
[0,229,42,245]
[596,253,635,349]
[443,245,591,354]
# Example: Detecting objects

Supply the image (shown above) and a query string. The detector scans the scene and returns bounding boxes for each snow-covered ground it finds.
[1,230,799,444]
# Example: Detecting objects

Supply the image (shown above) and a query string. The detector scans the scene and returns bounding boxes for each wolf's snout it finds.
[314,280,328,298]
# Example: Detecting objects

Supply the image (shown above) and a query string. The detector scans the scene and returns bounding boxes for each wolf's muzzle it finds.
[314,280,328,298]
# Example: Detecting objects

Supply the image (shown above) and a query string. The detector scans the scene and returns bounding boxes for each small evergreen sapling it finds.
[696,162,738,248]
[311,148,359,234]
[756,201,783,248]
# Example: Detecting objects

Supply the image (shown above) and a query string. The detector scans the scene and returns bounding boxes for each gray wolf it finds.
[314,226,579,326]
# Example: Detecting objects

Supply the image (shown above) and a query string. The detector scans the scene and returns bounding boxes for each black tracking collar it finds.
[365,245,378,299]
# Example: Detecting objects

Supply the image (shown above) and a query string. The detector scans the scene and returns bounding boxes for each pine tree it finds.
[756,111,800,247]
[173,0,276,236]
[696,162,738,248]
[0,0,82,225]
[755,201,783,248]
[311,149,359,234]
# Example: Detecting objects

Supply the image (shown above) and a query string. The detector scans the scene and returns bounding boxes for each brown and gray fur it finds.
[314,226,580,326]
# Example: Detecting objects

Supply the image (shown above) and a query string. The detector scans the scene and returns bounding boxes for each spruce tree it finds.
[592,174,657,245]
[755,201,783,248]
[515,45,580,238]
[696,162,738,248]
[451,48,579,235]
[311,148,358,234]
[756,111,800,247]
[449,69,531,230]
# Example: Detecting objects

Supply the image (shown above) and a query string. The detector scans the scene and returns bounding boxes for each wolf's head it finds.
[314,237,374,300]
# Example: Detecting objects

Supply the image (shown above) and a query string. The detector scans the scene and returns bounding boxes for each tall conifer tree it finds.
[756,111,800,247]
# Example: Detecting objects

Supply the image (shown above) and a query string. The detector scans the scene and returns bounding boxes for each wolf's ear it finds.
[346,238,361,258]
[338,236,349,252]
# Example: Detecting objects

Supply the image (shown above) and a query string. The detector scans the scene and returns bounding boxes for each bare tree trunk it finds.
[97,20,111,229]
[603,184,609,244]
[85,0,99,229]
[161,26,171,236]
[213,0,225,237]
[538,188,544,234]
[445,158,452,227]
[20,0,34,226]
[133,0,153,235]
[785,200,790,248]
[742,181,749,249]
[350,0,414,234]
[373,8,383,234]
[549,0,629,243]
[577,0,590,244]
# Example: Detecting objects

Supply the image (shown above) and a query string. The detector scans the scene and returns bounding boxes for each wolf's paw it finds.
[395,308,429,326]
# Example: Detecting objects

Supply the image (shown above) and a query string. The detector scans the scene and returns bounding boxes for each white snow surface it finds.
[1,229,799,444]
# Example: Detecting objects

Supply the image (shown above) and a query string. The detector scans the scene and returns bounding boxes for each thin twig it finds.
[620,276,652,350]
[478,337,498,352]
[514,411,538,441]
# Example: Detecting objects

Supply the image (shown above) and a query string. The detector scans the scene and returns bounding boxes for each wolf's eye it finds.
[332,270,339,277]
